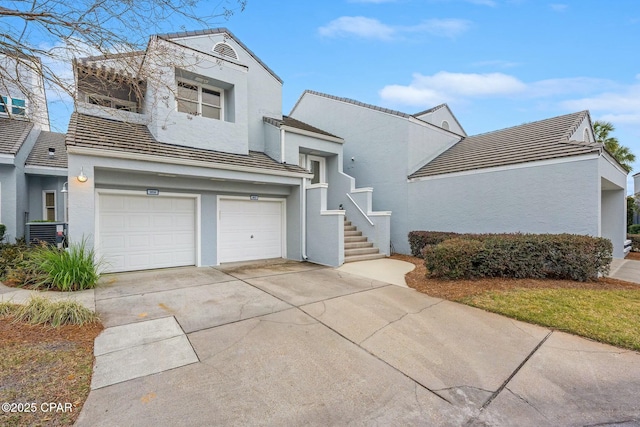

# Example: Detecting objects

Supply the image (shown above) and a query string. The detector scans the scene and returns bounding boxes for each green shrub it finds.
[0,240,32,280]
[419,232,612,282]
[13,296,98,327]
[30,240,102,291]
[0,223,5,241]
[424,238,484,279]
[628,225,640,234]
[408,231,462,257]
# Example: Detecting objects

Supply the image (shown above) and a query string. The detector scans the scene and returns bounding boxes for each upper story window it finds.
[176,80,223,120]
[0,96,26,116]
[583,128,591,143]
[441,120,450,130]
[87,94,138,113]
[76,64,144,114]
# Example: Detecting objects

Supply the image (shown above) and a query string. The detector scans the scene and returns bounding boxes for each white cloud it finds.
[319,16,471,40]
[380,71,526,105]
[561,83,640,125]
[318,16,395,40]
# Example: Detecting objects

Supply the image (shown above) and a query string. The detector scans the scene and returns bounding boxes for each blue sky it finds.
[48,0,640,183]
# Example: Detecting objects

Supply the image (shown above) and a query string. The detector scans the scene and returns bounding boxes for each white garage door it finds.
[218,198,283,263]
[98,193,196,272]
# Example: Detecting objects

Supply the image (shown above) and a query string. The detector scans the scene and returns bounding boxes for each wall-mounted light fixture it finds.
[77,167,88,183]
[60,181,68,193]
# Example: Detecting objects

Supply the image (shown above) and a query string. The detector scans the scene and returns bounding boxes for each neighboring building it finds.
[290,91,628,258]
[0,52,67,242]
[66,29,390,272]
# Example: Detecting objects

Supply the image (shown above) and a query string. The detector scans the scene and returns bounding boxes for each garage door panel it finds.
[98,194,196,272]
[218,199,283,263]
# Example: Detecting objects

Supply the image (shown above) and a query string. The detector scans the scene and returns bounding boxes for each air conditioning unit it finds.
[25,222,68,248]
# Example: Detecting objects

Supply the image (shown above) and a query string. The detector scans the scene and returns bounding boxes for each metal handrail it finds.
[345,193,374,226]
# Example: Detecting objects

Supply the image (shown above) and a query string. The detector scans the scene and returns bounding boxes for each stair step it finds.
[344,253,387,263]
[344,221,352,226]
[345,247,380,257]
[344,230,363,237]
[345,242,374,249]
[344,236,367,243]
[344,225,357,231]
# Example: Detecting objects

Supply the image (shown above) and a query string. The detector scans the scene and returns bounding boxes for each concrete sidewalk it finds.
[0,281,95,310]
[75,261,640,426]
[609,257,640,284]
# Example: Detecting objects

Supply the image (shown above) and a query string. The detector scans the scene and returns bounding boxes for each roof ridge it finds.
[297,90,413,119]
[468,111,587,139]
[413,103,447,117]
[155,28,283,84]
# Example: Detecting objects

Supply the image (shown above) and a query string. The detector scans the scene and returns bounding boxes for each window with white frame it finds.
[176,80,222,120]
[441,120,450,130]
[87,94,138,112]
[0,96,26,116]
[583,128,591,143]
[43,191,56,221]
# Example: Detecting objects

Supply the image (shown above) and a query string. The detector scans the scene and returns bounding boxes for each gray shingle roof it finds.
[0,117,33,155]
[292,90,464,136]
[26,131,67,168]
[413,103,447,117]
[263,115,341,139]
[294,90,415,119]
[66,113,309,175]
[409,111,601,179]
[156,28,283,84]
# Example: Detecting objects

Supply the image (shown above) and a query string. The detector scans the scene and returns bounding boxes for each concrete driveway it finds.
[77,260,640,426]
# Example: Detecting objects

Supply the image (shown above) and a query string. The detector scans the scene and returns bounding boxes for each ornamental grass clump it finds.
[31,240,102,291]
[13,296,99,327]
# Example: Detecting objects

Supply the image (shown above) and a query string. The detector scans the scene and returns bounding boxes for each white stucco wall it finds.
[414,106,465,136]
[406,157,602,254]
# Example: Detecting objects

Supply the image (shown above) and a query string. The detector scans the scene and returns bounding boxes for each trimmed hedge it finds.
[628,234,640,252]
[628,225,640,235]
[416,232,612,282]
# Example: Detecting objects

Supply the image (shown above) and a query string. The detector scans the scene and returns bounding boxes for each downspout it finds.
[280,128,286,163]
[301,176,308,260]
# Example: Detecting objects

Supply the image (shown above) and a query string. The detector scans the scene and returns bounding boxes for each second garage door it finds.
[98,193,196,272]
[218,198,284,263]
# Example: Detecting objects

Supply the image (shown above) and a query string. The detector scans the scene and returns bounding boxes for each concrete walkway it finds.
[0,282,95,311]
[336,258,415,287]
[74,260,640,426]
[609,257,640,284]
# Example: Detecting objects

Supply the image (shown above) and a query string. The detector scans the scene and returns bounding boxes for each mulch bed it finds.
[391,254,640,301]
[626,252,640,261]
[0,318,103,426]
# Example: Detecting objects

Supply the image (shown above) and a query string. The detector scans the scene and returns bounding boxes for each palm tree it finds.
[592,120,635,173]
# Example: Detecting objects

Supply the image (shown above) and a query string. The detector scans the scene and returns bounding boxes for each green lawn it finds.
[463,289,640,351]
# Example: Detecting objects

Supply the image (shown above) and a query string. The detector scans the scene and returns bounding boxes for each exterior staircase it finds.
[344,217,385,263]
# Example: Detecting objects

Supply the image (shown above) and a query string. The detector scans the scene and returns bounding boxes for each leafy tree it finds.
[627,196,638,229]
[592,120,636,173]
[0,0,246,124]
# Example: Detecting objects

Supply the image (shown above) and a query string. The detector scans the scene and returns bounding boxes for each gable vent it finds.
[213,42,238,60]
